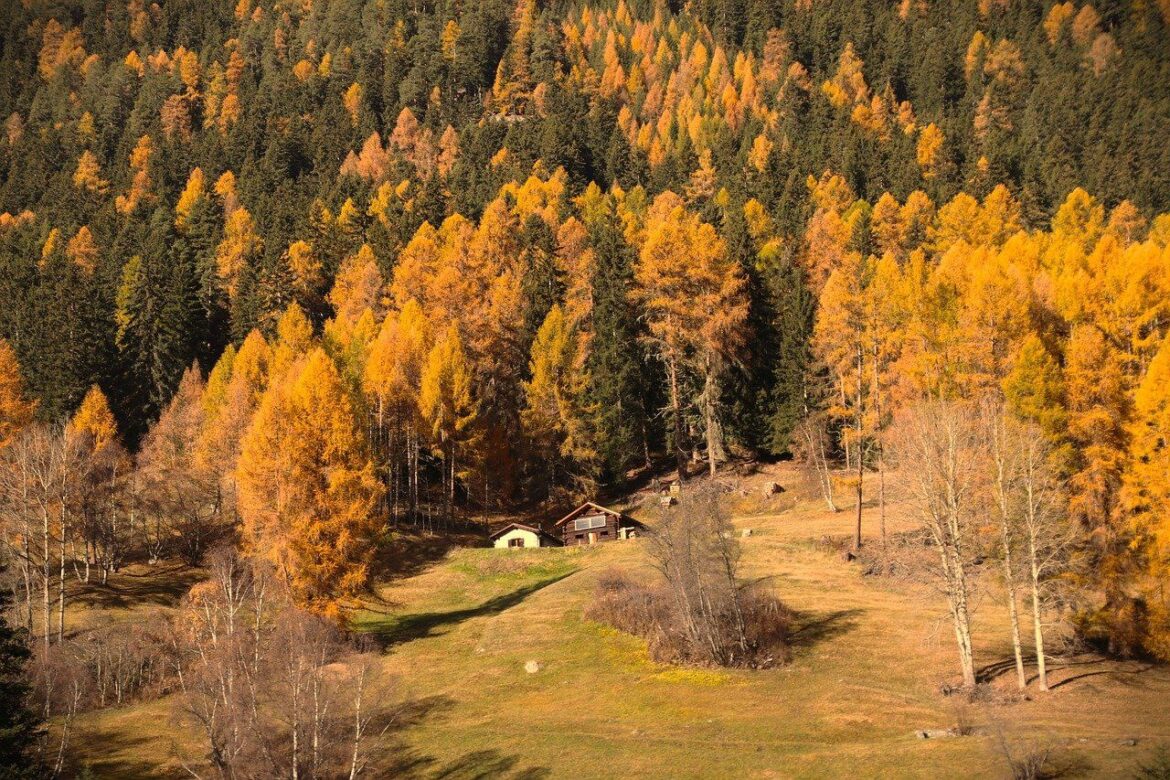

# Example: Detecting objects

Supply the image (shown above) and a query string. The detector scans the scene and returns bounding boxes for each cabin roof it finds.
[553,501,638,528]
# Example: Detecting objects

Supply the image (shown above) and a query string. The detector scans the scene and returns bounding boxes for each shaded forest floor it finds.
[68,464,1170,778]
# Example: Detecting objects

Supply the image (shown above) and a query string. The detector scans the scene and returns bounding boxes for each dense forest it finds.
[1,0,1169,718]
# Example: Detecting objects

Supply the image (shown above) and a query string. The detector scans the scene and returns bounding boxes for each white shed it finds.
[489,522,563,549]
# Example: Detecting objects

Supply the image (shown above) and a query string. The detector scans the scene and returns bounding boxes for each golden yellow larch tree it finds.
[814,246,871,546]
[1104,202,1147,247]
[945,241,1032,392]
[522,305,597,499]
[802,171,858,292]
[0,339,36,449]
[136,366,224,567]
[916,122,945,180]
[328,244,384,325]
[213,170,240,216]
[237,348,383,617]
[1002,333,1067,451]
[822,42,869,108]
[285,239,324,311]
[66,226,99,274]
[554,217,596,336]
[195,331,269,487]
[1052,187,1105,251]
[323,307,377,406]
[862,252,907,542]
[201,343,235,422]
[929,192,983,253]
[899,190,936,252]
[115,135,154,215]
[633,192,748,479]
[364,300,431,522]
[1123,333,1170,658]
[174,167,206,231]
[69,385,118,452]
[870,193,904,258]
[419,325,477,524]
[1064,324,1132,647]
[271,303,314,378]
[73,150,109,194]
[214,206,261,301]
[977,184,1022,246]
[440,19,461,62]
[1086,238,1170,375]
[437,125,459,178]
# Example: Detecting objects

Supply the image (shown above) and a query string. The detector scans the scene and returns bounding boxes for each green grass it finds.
[66,466,1170,778]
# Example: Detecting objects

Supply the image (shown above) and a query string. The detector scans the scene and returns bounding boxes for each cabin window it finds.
[573,515,607,531]
[508,537,525,548]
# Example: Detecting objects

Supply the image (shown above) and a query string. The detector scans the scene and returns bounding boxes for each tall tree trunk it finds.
[871,344,886,549]
[58,504,67,642]
[950,553,977,688]
[22,529,33,631]
[409,424,419,525]
[1002,542,1027,691]
[447,444,456,528]
[853,343,864,551]
[991,420,1027,691]
[878,443,887,548]
[41,505,51,652]
[349,665,366,780]
[703,357,720,478]
[1027,534,1049,691]
[667,356,686,481]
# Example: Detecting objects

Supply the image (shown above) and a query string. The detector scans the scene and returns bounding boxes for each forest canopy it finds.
[0,0,1169,658]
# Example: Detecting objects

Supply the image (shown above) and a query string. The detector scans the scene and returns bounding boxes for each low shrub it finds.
[585,570,792,669]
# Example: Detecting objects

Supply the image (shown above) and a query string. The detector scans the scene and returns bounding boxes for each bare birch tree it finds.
[892,400,982,688]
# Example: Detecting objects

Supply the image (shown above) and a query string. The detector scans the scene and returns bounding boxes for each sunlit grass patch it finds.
[651,667,732,686]
[449,546,580,583]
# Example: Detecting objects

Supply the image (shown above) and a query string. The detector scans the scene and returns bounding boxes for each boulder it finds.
[524,660,543,674]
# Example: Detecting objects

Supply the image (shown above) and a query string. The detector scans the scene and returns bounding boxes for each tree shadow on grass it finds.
[976,652,1157,690]
[67,727,178,780]
[371,530,468,584]
[381,695,550,779]
[70,563,206,611]
[362,571,576,648]
[389,748,551,780]
[785,607,864,657]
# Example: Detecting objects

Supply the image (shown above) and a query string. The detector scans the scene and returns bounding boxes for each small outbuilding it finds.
[490,522,563,549]
[554,501,642,546]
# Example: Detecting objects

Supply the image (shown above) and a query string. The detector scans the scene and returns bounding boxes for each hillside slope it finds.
[69,464,1170,779]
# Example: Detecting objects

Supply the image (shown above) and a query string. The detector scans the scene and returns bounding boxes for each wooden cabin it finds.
[490,522,563,549]
[554,502,642,546]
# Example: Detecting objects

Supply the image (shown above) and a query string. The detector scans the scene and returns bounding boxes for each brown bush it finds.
[586,569,792,668]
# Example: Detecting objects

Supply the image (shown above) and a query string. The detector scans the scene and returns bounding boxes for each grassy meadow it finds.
[65,465,1170,779]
